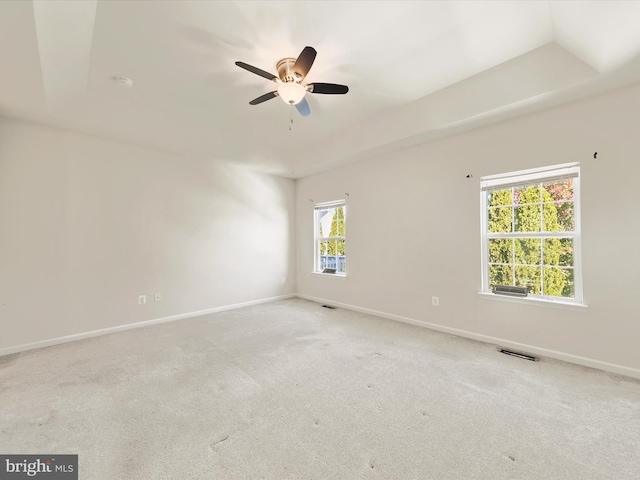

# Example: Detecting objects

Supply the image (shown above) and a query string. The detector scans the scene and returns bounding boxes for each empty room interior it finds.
[1,1,640,479]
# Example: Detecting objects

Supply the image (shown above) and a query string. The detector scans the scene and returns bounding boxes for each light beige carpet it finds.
[1,298,639,479]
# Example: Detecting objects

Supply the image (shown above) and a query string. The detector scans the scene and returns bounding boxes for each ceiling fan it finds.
[235,46,349,117]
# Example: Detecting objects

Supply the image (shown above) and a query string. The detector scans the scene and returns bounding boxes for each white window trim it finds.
[313,200,347,277]
[480,163,584,306]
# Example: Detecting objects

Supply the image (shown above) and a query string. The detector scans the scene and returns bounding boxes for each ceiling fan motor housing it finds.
[276,58,302,83]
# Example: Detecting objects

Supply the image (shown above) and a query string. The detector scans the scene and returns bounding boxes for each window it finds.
[314,201,346,275]
[480,163,582,303]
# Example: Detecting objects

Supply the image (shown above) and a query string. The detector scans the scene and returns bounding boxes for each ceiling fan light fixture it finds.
[277,82,306,105]
[236,46,349,116]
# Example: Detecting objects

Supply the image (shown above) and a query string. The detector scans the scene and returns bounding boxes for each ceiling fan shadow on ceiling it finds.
[235,46,348,117]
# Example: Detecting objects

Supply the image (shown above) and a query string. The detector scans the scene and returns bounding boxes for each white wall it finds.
[296,81,640,376]
[0,118,296,351]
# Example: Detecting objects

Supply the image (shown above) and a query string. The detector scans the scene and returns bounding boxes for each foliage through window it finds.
[481,164,582,303]
[314,201,346,274]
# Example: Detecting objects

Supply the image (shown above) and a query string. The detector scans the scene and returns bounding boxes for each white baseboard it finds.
[296,294,640,380]
[0,294,296,358]
[4,292,638,380]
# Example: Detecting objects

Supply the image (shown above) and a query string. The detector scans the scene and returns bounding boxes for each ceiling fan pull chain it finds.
[289,115,294,131]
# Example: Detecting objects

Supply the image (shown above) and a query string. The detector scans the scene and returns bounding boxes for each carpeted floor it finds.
[1,298,639,479]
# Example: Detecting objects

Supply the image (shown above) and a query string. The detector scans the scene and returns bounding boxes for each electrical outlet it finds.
[138,295,146,305]
[281,277,286,284]
[154,292,161,302]
[432,296,439,307]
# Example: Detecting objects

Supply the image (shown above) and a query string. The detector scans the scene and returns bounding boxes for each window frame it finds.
[313,200,346,276]
[480,163,583,305]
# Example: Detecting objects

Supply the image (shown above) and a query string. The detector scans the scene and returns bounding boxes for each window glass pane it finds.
[515,184,540,206]
[489,264,513,288]
[514,204,541,232]
[542,237,561,265]
[544,179,573,202]
[543,267,574,298]
[318,208,335,237]
[337,240,346,273]
[488,207,512,233]
[487,189,512,207]
[541,201,573,232]
[334,207,345,237]
[558,238,573,267]
[318,240,328,271]
[512,185,529,205]
[549,201,574,232]
[325,256,336,270]
[544,238,573,267]
[561,268,574,298]
[319,240,327,255]
[542,202,559,232]
[514,238,541,265]
[488,239,512,264]
[515,266,541,294]
[326,240,337,257]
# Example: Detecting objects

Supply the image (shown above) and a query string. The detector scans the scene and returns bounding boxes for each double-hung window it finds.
[314,201,346,275]
[480,163,582,303]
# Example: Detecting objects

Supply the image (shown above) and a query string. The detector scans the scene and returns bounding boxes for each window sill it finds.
[477,292,587,311]
[312,272,347,278]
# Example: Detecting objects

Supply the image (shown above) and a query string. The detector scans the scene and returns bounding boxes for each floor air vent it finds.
[500,349,537,361]
[493,285,528,297]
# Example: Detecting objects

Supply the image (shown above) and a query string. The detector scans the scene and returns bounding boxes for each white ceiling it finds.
[2,1,640,177]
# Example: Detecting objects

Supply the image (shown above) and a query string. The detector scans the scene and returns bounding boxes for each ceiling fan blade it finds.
[295,97,311,117]
[308,83,349,95]
[235,61,278,82]
[292,46,317,80]
[249,91,278,105]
